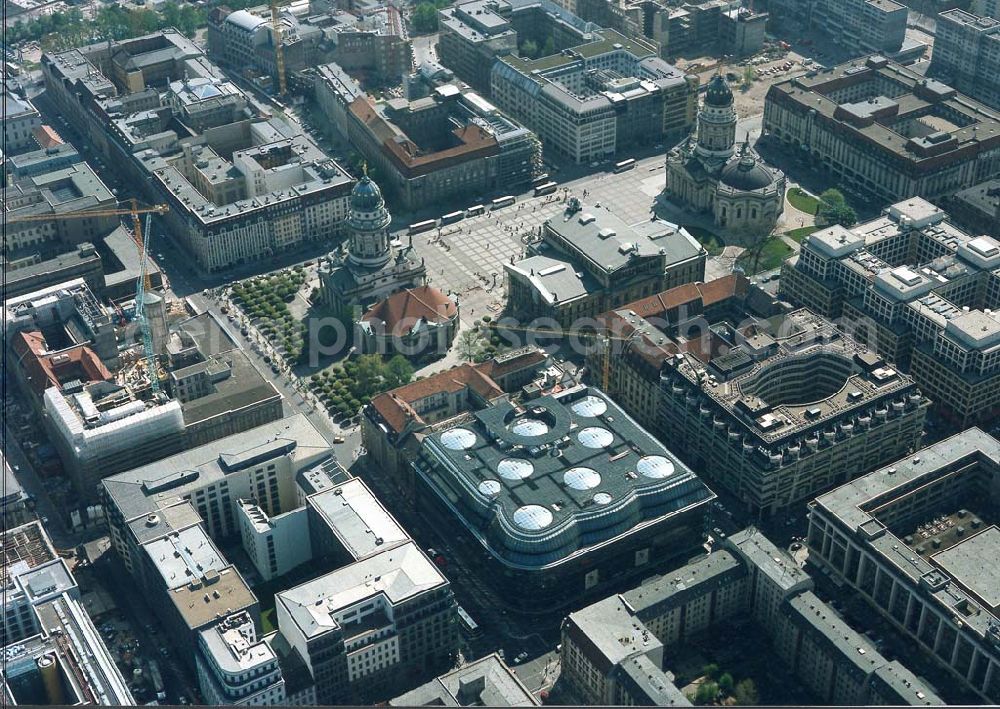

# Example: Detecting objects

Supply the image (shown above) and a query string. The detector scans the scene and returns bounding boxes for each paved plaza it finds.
[407,158,670,325]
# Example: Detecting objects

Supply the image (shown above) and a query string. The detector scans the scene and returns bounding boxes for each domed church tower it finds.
[695,74,738,163]
[347,174,392,268]
[317,171,427,314]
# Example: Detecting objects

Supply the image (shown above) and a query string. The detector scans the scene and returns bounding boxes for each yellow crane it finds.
[270,0,288,96]
[9,200,168,227]
[10,200,170,389]
[8,200,169,277]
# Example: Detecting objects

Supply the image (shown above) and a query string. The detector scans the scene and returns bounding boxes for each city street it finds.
[181,287,362,459]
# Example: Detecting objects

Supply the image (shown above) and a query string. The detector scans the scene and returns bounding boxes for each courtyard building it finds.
[780,197,1000,428]
[316,71,540,211]
[656,309,928,515]
[409,384,716,610]
[561,527,942,706]
[808,428,1000,704]
[42,31,355,273]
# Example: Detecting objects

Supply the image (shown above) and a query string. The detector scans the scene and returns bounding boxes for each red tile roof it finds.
[369,363,505,434]
[368,348,550,435]
[361,286,457,337]
[12,331,112,396]
[598,275,748,369]
[33,125,63,149]
[348,97,500,179]
[476,348,547,380]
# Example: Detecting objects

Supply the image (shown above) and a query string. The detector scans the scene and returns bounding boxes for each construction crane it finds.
[484,322,642,392]
[9,200,168,392]
[270,0,288,97]
[133,211,161,395]
[8,201,169,251]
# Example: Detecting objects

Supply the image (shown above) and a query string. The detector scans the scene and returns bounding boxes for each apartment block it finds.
[931,9,1000,111]
[492,27,696,163]
[274,542,458,704]
[42,31,355,273]
[208,5,410,85]
[438,0,519,91]
[764,56,1000,205]
[808,429,1000,703]
[780,198,1000,427]
[390,653,538,706]
[972,0,1000,18]
[3,161,117,253]
[165,312,284,447]
[946,178,1000,239]
[137,524,260,664]
[560,528,942,706]
[102,414,332,561]
[1,90,42,156]
[767,0,907,57]
[441,0,695,162]
[196,611,286,705]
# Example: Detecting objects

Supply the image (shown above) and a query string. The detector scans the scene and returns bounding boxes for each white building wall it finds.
[237,504,312,581]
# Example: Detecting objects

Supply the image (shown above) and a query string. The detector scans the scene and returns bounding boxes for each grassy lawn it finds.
[737,238,793,275]
[784,225,818,242]
[261,607,277,634]
[787,187,820,216]
[684,225,726,256]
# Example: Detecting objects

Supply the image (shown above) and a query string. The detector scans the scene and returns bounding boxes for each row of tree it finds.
[6,2,204,52]
[410,0,450,34]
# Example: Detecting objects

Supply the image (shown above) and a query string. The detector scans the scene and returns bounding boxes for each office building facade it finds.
[780,198,1000,427]
[764,56,1000,206]
[808,429,1000,704]
[931,9,1000,111]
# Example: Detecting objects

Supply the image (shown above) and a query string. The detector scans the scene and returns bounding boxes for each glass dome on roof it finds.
[497,458,534,480]
[513,505,553,530]
[571,395,607,418]
[636,455,675,479]
[511,418,549,437]
[478,480,502,496]
[441,428,476,450]
[593,492,613,505]
[578,427,614,449]
[563,467,601,490]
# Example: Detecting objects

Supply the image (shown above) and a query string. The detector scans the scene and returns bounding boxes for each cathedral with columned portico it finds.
[665,75,786,237]
[318,174,426,315]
